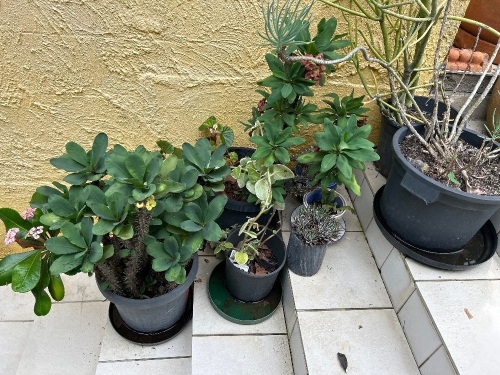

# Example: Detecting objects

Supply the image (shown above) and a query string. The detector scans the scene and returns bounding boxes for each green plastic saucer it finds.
[208,261,282,325]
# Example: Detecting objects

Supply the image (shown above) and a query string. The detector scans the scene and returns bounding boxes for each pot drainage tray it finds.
[208,261,282,325]
[108,286,193,345]
[373,186,498,270]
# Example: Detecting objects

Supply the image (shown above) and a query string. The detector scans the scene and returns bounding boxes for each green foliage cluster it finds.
[0,133,229,315]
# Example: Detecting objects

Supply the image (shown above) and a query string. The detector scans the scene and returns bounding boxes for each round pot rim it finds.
[392,125,500,203]
[226,227,286,279]
[99,254,198,308]
[303,188,347,218]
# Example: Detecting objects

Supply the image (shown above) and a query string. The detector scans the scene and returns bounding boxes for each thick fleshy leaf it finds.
[202,221,223,242]
[184,203,203,223]
[48,195,75,217]
[45,237,83,255]
[254,178,271,203]
[180,220,203,232]
[60,223,87,249]
[49,254,83,275]
[91,133,108,166]
[12,251,42,293]
[50,155,85,172]
[113,224,133,240]
[336,154,352,179]
[320,154,338,173]
[89,242,104,263]
[92,219,115,235]
[66,142,89,166]
[125,153,146,181]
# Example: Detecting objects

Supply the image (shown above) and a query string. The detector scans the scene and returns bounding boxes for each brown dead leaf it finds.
[464,308,473,319]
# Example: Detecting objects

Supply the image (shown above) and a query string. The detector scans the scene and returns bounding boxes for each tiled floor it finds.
[0,163,498,374]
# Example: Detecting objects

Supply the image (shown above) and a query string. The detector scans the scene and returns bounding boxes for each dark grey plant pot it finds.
[225,228,286,302]
[287,232,327,276]
[379,125,500,252]
[99,254,199,333]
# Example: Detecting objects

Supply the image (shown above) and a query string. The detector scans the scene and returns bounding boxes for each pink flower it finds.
[21,207,36,220]
[4,228,20,245]
[28,226,44,240]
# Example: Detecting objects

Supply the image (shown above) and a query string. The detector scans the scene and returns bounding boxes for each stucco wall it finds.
[0,0,468,256]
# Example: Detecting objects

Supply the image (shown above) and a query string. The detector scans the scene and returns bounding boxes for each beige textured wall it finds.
[0,0,467,256]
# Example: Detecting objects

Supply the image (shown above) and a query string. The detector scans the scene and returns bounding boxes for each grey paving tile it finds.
[99,320,191,361]
[398,290,441,366]
[289,319,308,375]
[298,309,420,375]
[418,280,500,375]
[364,161,386,195]
[381,249,415,312]
[60,273,105,301]
[337,185,362,232]
[419,346,457,375]
[192,335,292,375]
[0,287,36,321]
[353,179,374,232]
[96,357,191,375]
[290,232,392,310]
[192,256,287,335]
[15,301,108,375]
[0,321,32,374]
[365,218,394,269]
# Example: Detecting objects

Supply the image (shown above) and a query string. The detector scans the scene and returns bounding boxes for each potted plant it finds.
[0,132,229,342]
[319,0,500,176]
[287,204,345,276]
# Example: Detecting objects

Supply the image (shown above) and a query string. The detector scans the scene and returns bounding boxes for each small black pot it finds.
[225,228,286,302]
[379,125,500,252]
[287,232,327,276]
[376,96,459,177]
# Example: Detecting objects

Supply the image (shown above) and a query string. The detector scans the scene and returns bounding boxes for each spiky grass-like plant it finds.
[291,205,344,246]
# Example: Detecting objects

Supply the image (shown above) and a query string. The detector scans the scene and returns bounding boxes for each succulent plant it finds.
[291,205,344,246]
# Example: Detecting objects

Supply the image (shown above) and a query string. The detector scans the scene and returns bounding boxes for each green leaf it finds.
[281,83,293,98]
[447,172,461,185]
[0,208,32,231]
[0,251,36,286]
[165,264,184,283]
[45,237,83,255]
[234,251,248,265]
[91,133,108,166]
[152,257,176,272]
[89,242,104,263]
[48,195,75,217]
[180,220,203,232]
[60,223,87,249]
[205,194,228,222]
[336,154,352,179]
[255,178,271,203]
[92,219,115,235]
[184,203,203,223]
[114,224,133,240]
[12,251,41,293]
[39,213,64,228]
[202,221,223,242]
[50,155,85,172]
[320,154,338,173]
[125,153,146,181]
[66,142,89,166]
[86,201,116,221]
[49,254,83,275]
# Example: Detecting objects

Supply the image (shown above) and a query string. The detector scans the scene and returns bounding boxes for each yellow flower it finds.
[136,202,145,209]
[145,197,156,211]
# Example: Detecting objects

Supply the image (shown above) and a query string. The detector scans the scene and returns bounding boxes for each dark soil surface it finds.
[224,177,249,202]
[400,135,500,196]
[248,243,279,275]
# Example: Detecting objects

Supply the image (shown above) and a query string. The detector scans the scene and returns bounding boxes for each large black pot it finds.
[376,96,459,177]
[225,228,286,302]
[99,254,198,334]
[379,126,500,252]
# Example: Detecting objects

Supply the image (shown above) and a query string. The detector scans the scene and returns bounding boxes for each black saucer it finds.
[108,285,193,345]
[208,261,282,325]
[373,186,498,270]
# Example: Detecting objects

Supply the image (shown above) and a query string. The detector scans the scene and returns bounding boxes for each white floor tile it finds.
[99,320,192,361]
[96,357,191,375]
[406,253,500,281]
[298,310,420,375]
[337,185,362,232]
[290,233,391,310]
[418,280,500,375]
[491,210,500,234]
[15,301,108,375]
[61,273,105,301]
[397,290,441,366]
[281,269,298,336]
[0,286,36,321]
[0,321,32,374]
[192,335,293,375]
[353,167,365,189]
[353,179,374,231]
[364,162,386,195]
[381,249,415,312]
[192,256,287,335]
[419,346,457,375]
[281,195,300,232]
[365,219,394,269]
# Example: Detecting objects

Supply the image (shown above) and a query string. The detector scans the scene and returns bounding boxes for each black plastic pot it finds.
[287,232,327,276]
[225,228,286,302]
[303,188,346,219]
[99,254,198,335]
[379,125,500,252]
[376,96,459,177]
